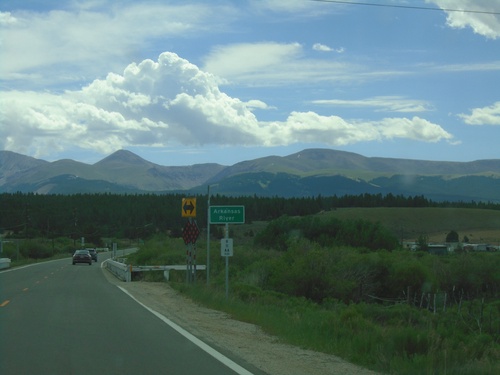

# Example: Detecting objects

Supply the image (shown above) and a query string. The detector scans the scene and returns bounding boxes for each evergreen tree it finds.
[445,230,459,243]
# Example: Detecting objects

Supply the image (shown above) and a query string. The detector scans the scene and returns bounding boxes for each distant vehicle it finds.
[86,248,98,262]
[72,250,92,265]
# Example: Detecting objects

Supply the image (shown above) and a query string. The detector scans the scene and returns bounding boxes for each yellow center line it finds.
[1,300,10,307]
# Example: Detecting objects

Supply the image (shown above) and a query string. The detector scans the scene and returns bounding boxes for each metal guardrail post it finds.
[127,264,132,282]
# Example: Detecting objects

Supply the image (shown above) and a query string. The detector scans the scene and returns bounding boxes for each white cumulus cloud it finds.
[427,0,500,39]
[260,112,453,147]
[313,43,332,52]
[0,11,17,26]
[459,101,500,125]
[0,52,455,159]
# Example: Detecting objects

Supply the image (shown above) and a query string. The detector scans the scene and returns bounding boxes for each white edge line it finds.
[117,285,255,375]
[0,257,69,273]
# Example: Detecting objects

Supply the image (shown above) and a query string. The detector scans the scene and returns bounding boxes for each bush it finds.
[254,215,399,252]
[127,236,185,265]
[18,241,53,259]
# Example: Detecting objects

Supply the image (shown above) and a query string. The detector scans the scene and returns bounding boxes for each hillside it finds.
[1,148,500,201]
[319,207,500,244]
[0,149,225,193]
[0,151,49,185]
[208,149,500,180]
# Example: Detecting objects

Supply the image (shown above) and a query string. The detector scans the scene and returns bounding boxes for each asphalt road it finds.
[0,253,260,375]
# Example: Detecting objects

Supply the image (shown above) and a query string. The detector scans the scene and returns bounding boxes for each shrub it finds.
[254,215,399,252]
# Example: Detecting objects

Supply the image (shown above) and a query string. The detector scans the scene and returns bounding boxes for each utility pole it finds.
[206,185,211,285]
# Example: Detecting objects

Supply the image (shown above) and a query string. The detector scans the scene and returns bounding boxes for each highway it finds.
[0,252,261,375]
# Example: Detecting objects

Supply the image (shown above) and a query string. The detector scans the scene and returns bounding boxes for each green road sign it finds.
[209,206,245,224]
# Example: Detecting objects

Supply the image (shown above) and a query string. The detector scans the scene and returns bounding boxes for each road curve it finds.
[0,253,263,375]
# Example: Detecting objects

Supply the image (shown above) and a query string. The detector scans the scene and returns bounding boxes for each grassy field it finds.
[214,207,500,271]
[318,207,500,244]
[226,206,500,246]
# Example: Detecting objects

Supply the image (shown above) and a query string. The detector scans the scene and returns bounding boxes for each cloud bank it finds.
[0,52,455,158]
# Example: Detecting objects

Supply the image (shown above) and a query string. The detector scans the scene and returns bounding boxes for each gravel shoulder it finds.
[103,270,380,375]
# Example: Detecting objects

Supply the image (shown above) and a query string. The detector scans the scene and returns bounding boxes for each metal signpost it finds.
[206,186,211,285]
[182,198,199,283]
[209,205,245,298]
[221,235,233,298]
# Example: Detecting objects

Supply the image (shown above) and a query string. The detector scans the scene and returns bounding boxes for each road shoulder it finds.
[102,269,380,375]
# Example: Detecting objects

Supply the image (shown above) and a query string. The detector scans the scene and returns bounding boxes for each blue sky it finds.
[1,0,499,166]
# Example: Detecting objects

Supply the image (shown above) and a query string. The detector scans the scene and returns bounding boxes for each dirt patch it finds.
[103,272,380,375]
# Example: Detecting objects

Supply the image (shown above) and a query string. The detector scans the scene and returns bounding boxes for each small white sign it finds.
[221,238,233,257]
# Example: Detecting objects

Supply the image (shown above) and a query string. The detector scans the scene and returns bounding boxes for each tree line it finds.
[1,192,499,241]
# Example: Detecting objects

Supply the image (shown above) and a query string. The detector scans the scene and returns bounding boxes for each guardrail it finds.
[131,265,206,281]
[103,259,206,282]
[0,258,11,270]
[103,259,131,282]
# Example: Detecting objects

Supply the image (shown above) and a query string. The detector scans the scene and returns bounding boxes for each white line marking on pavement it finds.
[117,286,255,375]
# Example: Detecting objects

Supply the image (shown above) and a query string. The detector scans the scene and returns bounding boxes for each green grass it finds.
[174,282,499,375]
[223,207,500,245]
[322,207,500,243]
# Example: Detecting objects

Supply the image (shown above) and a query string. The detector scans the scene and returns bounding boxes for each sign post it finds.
[222,224,233,298]
[182,198,199,283]
[206,186,211,285]
[209,205,245,298]
[182,219,199,283]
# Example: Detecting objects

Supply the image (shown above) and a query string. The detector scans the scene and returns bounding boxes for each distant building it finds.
[463,244,488,252]
[428,244,449,255]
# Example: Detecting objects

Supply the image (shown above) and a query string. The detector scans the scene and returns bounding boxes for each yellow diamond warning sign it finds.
[182,198,196,218]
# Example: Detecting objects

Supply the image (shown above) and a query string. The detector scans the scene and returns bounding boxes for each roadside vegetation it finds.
[126,220,500,375]
[2,192,500,374]
[0,237,76,266]
[0,236,129,267]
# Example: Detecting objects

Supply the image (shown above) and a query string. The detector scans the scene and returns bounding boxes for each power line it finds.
[310,0,500,15]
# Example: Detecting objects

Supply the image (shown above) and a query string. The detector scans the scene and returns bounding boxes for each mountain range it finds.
[1,149,500,202]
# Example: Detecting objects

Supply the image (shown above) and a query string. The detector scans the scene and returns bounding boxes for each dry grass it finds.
[318,207,500,244]
[209,207,500,249]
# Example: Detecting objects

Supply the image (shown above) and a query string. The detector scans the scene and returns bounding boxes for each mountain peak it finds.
[94,150,151,166]
[2,148,500,201]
